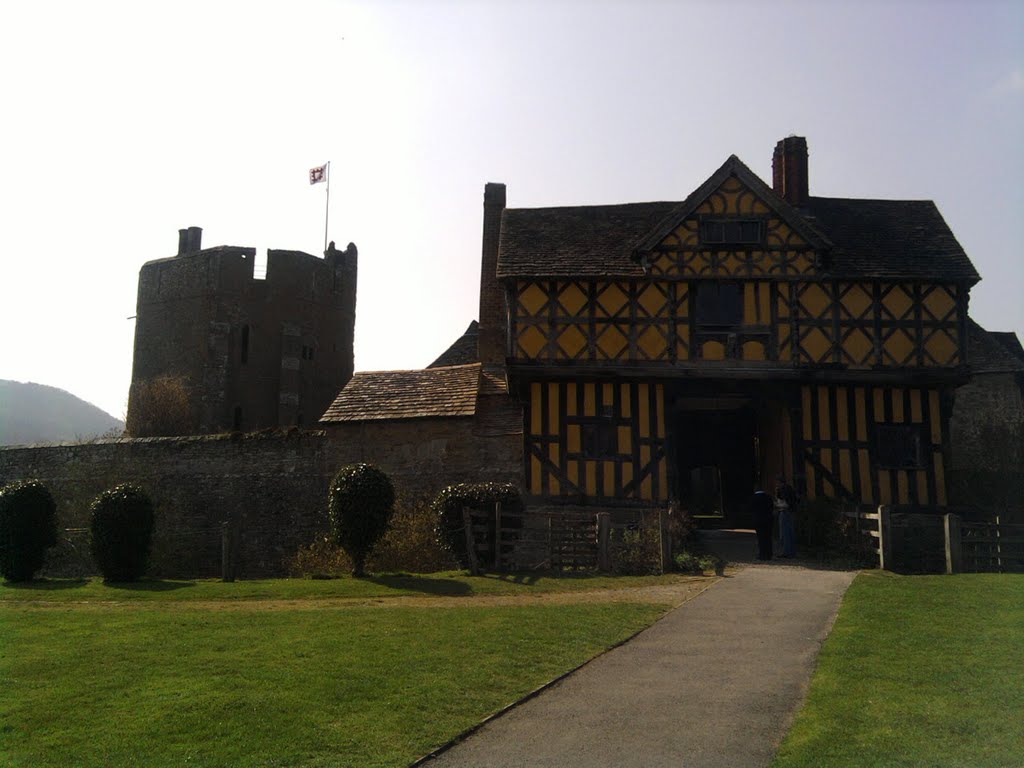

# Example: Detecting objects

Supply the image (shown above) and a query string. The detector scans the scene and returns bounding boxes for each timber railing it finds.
[461,505,674,574]
[843,505,1024,574]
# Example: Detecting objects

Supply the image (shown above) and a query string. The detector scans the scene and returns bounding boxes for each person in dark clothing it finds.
[750,490,775,561]
[775,476,799,558]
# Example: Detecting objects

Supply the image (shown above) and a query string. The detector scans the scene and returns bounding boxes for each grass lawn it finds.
[0,574,681,768]
[774,571,1024,768]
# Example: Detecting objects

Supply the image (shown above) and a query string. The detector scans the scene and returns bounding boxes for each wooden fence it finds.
[461,505,672,574]
[843,506,1024,574]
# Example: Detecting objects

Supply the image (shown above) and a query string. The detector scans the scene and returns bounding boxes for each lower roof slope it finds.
[320,363,481,423]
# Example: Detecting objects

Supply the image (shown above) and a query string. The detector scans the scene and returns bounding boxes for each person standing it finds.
[775,476,798,558]
[750,489,774,561]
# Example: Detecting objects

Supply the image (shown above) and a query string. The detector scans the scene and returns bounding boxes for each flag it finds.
[309,164,327,185]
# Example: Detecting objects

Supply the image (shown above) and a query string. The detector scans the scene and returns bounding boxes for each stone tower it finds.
[126,227,357,435]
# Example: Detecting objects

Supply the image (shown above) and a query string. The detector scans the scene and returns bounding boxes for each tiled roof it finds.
[496,157,978,282]
[968,320,1024,374]
[989,331,1024,362]
[320,364,481,422]
[806,197,977,281]
[428,321,479,368]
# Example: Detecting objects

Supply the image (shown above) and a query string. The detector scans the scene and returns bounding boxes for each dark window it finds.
[581,413,617,459]
[875,425,924,469]
[700,218,763,245]
[696,283,743,327]
[240,325,250,364]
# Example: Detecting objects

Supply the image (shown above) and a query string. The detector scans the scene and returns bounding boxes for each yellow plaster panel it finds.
[843,328,875,367]
[548,383,560,435]
[929,391,942,444]
[518,326,547,359]
[703,341,726,361]
[655,385,665,438]
[530,455,542,495]
[884,329,916,366]
[934,452,947,505]
[595,283,628,317]
[556,325,587,359]
[840,284,873,319]
[873,389,886,422]
[855,388,868,441]
[882,285,914,320]
[751,198,769,214]
[595,325,628,359]
[922,285,956,320]
[744,284,758,324]
[858,449,872,503]
[602,383,614,409]
[568,424,581,453]
[742,341,766,361]
[924,330,958,366]
[878,470,892,505]
[582,383,596,417]
[604,463,615,498]
[638,326,668,360]
[566,383,577,417]
[585,461,598,497]
[639,385,650,438]
[618,426,632,455]
[655,254,677,273]
[519,282,547,317]
[640,446,652,499]
[917,471,929,506]
[800,284,831,318]
[778,325,792,361]
[805,458,817,501]
[638,284,667,317]
[620,383,631,418]
[802,328,832,363]
[557,282,587,317]
[820,448,833,476]
[758,283,770,322]
[897,472,909,504]
[549,445,560,496]
[622,461,633,492]
[840,449,853,493]
[567,460,579,488]
[530,383,542,435]
[910,389,922,422]
[892,389,904,423]
[659,457,668,499]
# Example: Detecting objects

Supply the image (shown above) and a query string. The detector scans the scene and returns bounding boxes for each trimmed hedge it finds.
[432,482,522,569]
[90,484,155,582]
[0,480,58,582]
[328,463,395,577]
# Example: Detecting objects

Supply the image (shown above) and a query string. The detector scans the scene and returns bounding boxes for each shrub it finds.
[431,482,522,569]
[610,526,662,575]
[90,484,155,582]
[0,480,58,582]
[674,549,723,575]
[328,463,395,577]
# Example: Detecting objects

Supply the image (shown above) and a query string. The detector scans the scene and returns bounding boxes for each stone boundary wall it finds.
[0,420,522,578]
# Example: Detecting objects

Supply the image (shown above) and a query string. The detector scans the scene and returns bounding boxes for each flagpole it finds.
[323,161,331,253]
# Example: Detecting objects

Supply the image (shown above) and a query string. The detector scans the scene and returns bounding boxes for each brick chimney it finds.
[177,226,203,255]
[477,182,507,365]
[772,136,809,207]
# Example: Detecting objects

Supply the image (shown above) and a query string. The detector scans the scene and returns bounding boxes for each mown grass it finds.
[773,571,1024,768]
[0,571,692,603]
[0,578,671,768]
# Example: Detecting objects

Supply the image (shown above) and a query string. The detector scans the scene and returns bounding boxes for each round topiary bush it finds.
[431,482,522,569]
[328,463,395,577]
[90,484,155,582]
[0,480,58,582]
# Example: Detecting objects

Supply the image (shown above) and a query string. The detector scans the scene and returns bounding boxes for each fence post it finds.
[878,505,892,571]
[659,508,672,574]
[597,512,611,572]
[221,520,235,582]
[462,507,480,576]
[944,513,962,575]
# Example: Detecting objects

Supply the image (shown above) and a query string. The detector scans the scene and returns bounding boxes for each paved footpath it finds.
[424,564,857,768]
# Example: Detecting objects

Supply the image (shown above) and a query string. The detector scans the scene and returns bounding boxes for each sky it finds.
[1,0,1021,420]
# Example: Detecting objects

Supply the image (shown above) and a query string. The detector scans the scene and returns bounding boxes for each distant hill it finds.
[0,380,124,446]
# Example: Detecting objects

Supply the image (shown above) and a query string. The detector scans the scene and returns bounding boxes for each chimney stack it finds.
[177,226,203,255]
[772,136,809,208]
[477,183,507,366]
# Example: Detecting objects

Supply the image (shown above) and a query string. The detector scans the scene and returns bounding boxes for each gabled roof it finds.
[496,154,979,282]
[990,331,1024,362]
[320,364,481,423]
[632,154,831,256]
[428,321,479,368]
[968,320,1024,374]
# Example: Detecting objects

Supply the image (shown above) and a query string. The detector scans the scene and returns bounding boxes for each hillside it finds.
[0,380,124,446]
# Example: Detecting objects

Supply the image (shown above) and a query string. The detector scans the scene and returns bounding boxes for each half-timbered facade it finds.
[479,137,979,524]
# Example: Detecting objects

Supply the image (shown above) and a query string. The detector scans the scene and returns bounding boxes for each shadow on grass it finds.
[366,574,473,596]
[104,580,197,592]
[3,577,90,590]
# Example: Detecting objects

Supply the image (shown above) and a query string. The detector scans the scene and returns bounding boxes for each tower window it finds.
[696,283,743,327]
[700,218,763,245]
